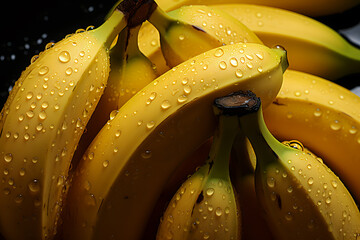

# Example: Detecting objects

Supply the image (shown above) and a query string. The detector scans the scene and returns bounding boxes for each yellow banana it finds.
[263,69,360,203]
[216,90,360,240]
[147,4,262,68]
[214,4,360,80]
[154,0,360,17]
[139,3,360,80]
[0,1,152,239]
[62,42,288,240]
[73,24,158,166]
[156,103,241,240]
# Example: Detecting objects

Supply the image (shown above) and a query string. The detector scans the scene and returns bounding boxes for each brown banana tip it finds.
[214,90,261,116]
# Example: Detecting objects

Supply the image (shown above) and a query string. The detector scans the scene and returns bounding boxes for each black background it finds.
[0,1,360,108]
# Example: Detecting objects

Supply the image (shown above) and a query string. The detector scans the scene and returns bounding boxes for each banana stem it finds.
[214,91,285,169]
[93,9,127,48]
[207,114,239,180]
[126,25,144,58]
[148,4,173,33]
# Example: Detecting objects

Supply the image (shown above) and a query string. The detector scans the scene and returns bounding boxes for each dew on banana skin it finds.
[330,120,341,131]
[146,121,155,129]
[4,153,13,163]
[161,100,171,110]
[219,61,227,70]
[28,179,40,193]
[267,177,276,188]
[214,48,224,57]
[58,51,71,63]
[38,66,49,76]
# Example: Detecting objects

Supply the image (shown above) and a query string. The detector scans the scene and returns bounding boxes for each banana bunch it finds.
[0,0,155,239]
[215,90,360,240]
[1,0,360,239]
[139,3,360,80]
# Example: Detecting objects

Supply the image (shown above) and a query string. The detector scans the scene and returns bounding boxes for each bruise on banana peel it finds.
[63,42,287,240]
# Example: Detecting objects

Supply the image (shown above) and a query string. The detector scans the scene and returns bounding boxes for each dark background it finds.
[0,1,360,108]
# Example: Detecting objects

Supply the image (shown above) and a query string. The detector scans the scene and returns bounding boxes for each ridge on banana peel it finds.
[264,69,360,203]
[63,42,288,240]
[0,0,153,239]
[147,3,262,68]
[215,90,360,240]
[154,0,360,17]
[214,4,360,80]
[73,24,158,170]
[156,101,241,240]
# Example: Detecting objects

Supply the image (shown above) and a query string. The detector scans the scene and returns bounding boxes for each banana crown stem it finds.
[93,0,156,47]
[207,114,239,180]
[148,4,175,33]
[214,90,285,168]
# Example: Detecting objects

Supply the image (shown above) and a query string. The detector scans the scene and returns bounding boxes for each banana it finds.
[73,24,158,167]
[231,134,275,240]
[215,90,360,240]
[154,0,360,17]
[263,69,360,203]
[156,102,241,240]
[62,42,288,240]
[0,0,152,239]
[139,3,360,80]
[147,4,262,68]
[214,4,360,80]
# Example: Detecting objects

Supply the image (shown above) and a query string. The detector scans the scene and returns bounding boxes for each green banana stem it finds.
[232,132,255,177]
[93,0,156,47]
[207,114,240,180]
[147,4,174,33]
[214,91,285,169]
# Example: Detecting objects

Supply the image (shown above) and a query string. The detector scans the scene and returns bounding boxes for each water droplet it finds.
[256,53,264,60]
[26,110,34,119]
[19,168,26,176]
[86,193,96,206]
[109,110,119,120]
[146,121,155,129]
[177,95,188,103]
[245,54,254,60]
[183,85,192,94]
[257,67,263,73]
[18,114,24,122]
[314,108,322,117]
[28,179,40,193]
[285,212,293,221]
[331,180,338,188]
[38,66,49,76]
[4,153,13,163]
[141,150,152,159]
[246,62,253,69]
[307,177,314,186]
[287,186,293,193]
[206,188,214,197]
[267,177,276,188]
[65,67,73,76]
[31,55,39,63]
[235,69,243,78]
[102,160,109,168]
[161,100,171,110]
[215,207,223,216]
[294,91,301,97]
[45,42,55,50]
[214,48,224,57]
[330,120,341,131]
[38,111,47,120]
[219,61,227,70]
[229,57,238,67]
[14,194,23,204]
[115,130,121,138]
[59,51,70,63]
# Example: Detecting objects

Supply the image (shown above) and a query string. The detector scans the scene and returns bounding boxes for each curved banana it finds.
[156,103,241,240]
[62,43,288,240]
[139,3,360,80]
[214,4,360,80]
[147,4,262,68]
[0,1,152,239]
[73,24,158,166]
[263,69,360,203]
[154,0,360,17]
[216,90,360,240]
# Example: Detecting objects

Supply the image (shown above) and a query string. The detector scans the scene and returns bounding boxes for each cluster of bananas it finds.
[0,0,360,239]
